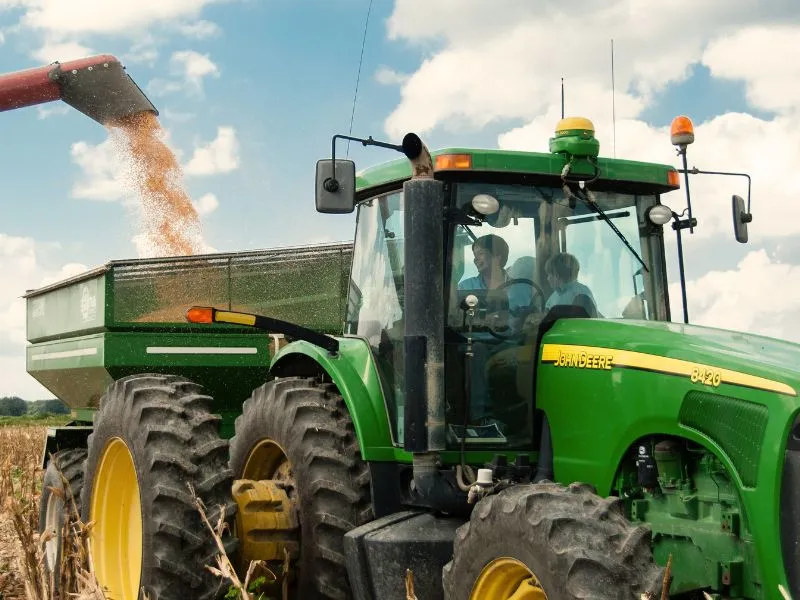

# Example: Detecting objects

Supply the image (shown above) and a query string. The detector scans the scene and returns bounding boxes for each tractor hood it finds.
[543,318,800,397]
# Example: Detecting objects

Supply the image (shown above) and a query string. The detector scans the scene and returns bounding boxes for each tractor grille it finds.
[780,413,800,598]
[678,391,768,488]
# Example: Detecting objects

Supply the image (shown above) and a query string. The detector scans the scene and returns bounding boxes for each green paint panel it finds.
[535,317,800,596]
[26,273,106,342]
[26,331,272,416]
[355,147,679,196]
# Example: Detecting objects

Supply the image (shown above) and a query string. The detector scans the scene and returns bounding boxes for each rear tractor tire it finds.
[80,373,237,600]
[442,481,666,600]
[228,376,373,599]
[39,448,87,591]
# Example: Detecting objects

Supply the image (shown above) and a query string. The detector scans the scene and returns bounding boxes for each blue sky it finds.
[2,0,799,398]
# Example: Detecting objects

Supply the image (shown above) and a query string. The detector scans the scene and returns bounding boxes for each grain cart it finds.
[30,116,798,600]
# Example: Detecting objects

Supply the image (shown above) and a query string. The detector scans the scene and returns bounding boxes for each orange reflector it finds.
[667,169,681,188]
[186,306,214,324]
[435,154,472,170]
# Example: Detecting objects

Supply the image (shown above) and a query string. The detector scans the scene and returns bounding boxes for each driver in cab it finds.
[457,234,532,330]
[456,234,532,426]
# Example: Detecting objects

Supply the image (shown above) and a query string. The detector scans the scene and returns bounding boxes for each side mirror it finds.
[316,159,356,214]
[732,194,752,244]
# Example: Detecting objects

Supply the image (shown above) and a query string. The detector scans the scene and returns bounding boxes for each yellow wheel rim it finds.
[470,558,548,600]
[89,438,143,600]
[242,439,291,481]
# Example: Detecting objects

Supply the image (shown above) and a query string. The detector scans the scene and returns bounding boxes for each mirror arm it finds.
[678,167,753,220]
[326,134,405,192]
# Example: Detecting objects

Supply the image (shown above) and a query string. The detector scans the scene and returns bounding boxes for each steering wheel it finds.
[486,278,546,341]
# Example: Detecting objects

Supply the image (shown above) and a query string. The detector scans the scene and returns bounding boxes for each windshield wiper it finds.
[569,185,649,273]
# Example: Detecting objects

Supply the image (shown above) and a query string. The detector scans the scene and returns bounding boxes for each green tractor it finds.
[30,114,798,600]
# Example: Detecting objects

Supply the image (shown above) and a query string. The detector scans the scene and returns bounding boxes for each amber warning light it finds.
[670,115,695,147]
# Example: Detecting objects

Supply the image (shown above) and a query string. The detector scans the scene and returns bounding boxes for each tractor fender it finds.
[270,339,395,460]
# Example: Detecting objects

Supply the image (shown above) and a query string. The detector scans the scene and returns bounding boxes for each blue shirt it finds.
[545,280,597,313]
[458,271,533,334]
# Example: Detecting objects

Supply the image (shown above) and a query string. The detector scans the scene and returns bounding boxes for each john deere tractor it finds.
[29,115,799,600]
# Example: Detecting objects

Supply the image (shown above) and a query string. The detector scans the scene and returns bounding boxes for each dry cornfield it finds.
[0,423,279,600]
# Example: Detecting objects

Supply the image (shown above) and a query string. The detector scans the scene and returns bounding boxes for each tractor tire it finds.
[228,376,373,600]
[80,373,237,600]
[39,448,86,590]
[442,481,665,600]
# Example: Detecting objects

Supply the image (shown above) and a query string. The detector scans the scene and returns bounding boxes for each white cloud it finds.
[375,66,409,86]
[173,50,219,89]
[0,233,88,399]
[16,0,230,36]
[702,25,800,115]
[382,1,798,138]
[148,50,220,97]
[70,134,136,202]
[177,20,220,39]
[671,250,800,342]
[36,104,70,119]
[123,35,159,66]
[31,39,93,63]
[184,126,240,176]
[193,192,219,216]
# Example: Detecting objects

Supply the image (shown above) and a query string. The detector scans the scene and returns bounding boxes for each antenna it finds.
[611,39,617,158]
[561,77,565,118]
[346,0,374,158]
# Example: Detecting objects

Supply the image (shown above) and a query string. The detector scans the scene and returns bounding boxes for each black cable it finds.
[346,0,374,158]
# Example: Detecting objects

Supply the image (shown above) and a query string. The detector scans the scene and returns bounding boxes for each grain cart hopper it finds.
[32,116,800,600]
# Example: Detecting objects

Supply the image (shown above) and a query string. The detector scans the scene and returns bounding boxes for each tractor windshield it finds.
[443,181,669,448]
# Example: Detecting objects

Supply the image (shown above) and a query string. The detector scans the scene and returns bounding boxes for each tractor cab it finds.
[322,118,681,453]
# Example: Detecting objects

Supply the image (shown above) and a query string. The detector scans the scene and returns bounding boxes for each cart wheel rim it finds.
[89,437,143,600]
[44,490,63,570]
[469,557,548,600]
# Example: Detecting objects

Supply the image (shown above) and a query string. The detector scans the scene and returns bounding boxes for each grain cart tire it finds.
[38,448,86,590]
[229,376,373,599]
[80,373,237,600]
[442,481,666,600]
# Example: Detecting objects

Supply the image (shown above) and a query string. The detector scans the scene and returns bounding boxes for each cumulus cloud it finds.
[0,233,88,398]
[69,134,137,202]
[31,39,93,63]
[671,250,800,342]
[0,0,231,65]
[184,126,240,176]
[702,25,800,115]
[148,50,220,97]
[375,66,409,86]
[16,0,229,37]
[383,1,799,137]
[177,20,220,39]
[193,192,219,216]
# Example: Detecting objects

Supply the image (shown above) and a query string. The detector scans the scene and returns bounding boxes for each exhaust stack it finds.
[0,54,157,125]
